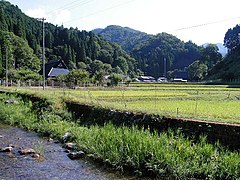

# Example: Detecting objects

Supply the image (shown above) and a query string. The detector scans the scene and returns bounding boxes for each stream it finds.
[0,123,138,180]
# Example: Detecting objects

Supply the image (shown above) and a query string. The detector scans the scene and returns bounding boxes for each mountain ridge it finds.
[92,25,151,52]
[93,25,227,56]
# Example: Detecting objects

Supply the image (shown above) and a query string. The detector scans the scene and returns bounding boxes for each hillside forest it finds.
[0,1,240,83]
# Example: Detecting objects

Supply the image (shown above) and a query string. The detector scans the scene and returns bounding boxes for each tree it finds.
[67,69,89,87]
[108,73,123,86]
[112,66,123,74]
[114,56,129,74]
[90,60,104,73]
[97,49,113,64]
[0,8,8,31]
[187,60,208,81]
[56,74,67,84]
[103,63,112,74]
[78,62,87,69]
[78,41,86,64]
[14,17,26,39]
[0,46,2,76]
[8,68,41,81]
[201,44,222,69]
[224,24,240,51]
[93,70,105,86]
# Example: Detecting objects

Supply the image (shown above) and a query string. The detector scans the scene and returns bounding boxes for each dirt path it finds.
[0,124,134,180]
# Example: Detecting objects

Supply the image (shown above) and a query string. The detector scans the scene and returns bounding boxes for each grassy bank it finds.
[1,92,240,179]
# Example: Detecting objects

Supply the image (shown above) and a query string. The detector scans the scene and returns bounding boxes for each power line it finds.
[62,0,135,25]
[175,16,240,31]
[45,0,94,16]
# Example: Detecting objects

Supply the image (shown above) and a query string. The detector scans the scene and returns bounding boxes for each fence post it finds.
[195,90,199,116]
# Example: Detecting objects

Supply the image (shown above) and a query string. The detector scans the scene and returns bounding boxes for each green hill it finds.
[93,25,204,78]
[92,25,151,52]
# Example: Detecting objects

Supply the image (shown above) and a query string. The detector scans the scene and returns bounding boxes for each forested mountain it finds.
[0,1,138,79]
[93,25,224,79]
[132,33,204,78]
[92,25,151,52]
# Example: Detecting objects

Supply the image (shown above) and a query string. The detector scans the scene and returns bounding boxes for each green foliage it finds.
[0,8,8,31]
[0,30,41,75]
[8,68,42,81]
[132,33,201,78]
[67,69,90,86]
[0,45,2,76]
[207,24,240,81]
[93,25,151,52]
[200,44,222,69]
[0,1,137,77]
[188,60,208,81]
[114,56,129,74]
[224,24,240,51]
[108,73,123,86]
[90,60,104,73]
[55,74,67,83]
[93,70,106,86]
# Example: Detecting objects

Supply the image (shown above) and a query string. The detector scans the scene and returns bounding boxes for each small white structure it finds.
[173,78,187,82]
[138,76,156,82]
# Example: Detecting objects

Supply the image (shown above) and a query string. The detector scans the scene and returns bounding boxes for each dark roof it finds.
[48,68,69,77]
[40,59,69,78]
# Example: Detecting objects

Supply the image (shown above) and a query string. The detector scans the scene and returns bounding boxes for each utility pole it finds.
[164,57,166,78]
[5,47,8,87]
[37,18,46,90]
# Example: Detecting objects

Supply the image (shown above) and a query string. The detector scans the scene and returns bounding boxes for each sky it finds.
[7,0,240,45]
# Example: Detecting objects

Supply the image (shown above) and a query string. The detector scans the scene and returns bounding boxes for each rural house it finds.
[40,59,69,78]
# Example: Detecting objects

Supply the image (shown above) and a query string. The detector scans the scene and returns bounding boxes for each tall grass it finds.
[1,93,240,178]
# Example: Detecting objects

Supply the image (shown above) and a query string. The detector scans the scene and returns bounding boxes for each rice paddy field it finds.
[3,83,240,124]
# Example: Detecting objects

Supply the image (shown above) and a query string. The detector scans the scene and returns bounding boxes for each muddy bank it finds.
[0,124,134,180]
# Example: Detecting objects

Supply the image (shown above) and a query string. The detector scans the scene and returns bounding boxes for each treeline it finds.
[96,25,224,80]
[207,24,240,81]
[0,1,138,80]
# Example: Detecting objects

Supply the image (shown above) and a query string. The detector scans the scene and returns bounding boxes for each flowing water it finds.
[0,123,138,180]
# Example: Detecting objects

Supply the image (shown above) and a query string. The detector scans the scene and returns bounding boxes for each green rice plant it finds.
[3,84,240,124]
